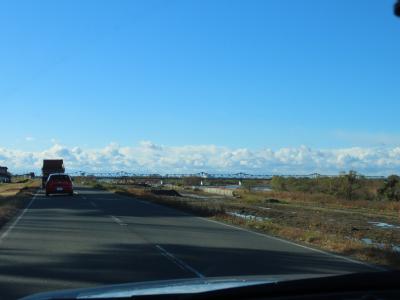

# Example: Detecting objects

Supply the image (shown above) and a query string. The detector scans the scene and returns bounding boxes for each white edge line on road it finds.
[0,191,39,243]
[155,245,205,279]
[198,217,386,272]
[110,191,386,272]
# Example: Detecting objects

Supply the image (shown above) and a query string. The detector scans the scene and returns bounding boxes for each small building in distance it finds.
[0,166,11,183]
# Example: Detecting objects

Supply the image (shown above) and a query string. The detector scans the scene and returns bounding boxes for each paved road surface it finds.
[0,187,377,299]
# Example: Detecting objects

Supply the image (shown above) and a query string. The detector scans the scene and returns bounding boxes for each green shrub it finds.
[378,175,400,201]
[270,171,376,201]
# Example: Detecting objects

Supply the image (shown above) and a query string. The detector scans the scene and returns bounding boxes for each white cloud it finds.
[25,136,35,142]
[0,142,400,175]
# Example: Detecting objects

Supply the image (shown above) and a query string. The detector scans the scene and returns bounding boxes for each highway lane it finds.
[0,187,377,299]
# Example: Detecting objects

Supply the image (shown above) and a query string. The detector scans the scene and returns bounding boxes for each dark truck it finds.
[42,159,65,188]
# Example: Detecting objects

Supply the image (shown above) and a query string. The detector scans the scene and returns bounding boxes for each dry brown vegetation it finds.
[238,189,400,217]
[0,179,40,228]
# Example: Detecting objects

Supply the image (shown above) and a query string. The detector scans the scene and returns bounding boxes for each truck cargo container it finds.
[42,160,65,188]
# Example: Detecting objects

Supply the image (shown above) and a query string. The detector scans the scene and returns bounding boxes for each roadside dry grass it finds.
[237,190,400,217]
[216,214,400,268]
[96,183,226,217]
[0,179,40,228]
[0,179,38,197]
[86,181,400,269]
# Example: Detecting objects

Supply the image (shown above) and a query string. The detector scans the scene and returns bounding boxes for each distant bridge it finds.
[65,171,386,180]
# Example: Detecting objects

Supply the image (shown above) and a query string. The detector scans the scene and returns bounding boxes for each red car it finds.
[45,174,74,196]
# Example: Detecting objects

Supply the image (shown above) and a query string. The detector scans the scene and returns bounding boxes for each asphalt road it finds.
[0,187,378,299]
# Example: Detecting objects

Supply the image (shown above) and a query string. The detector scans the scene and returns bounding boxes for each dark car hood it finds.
[20,274,335,300]
[20,277,275,300]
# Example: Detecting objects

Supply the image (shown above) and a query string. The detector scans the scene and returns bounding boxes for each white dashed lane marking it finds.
[110,215,127,226]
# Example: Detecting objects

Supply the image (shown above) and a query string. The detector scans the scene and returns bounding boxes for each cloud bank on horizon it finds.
[0,141,399,175]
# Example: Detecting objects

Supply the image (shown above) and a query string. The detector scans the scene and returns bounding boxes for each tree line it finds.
[270,171,400,201]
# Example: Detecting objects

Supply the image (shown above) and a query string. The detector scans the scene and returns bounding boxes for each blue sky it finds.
[1,1,400,174]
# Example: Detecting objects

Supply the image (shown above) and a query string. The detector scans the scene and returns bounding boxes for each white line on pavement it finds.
[155,245,205,278]
[110,215,127,226]
[199,217,386,272]
[0,191,39,244]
